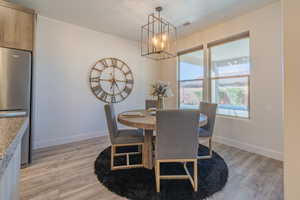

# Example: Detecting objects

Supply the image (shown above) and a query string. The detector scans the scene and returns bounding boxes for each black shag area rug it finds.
[94,145,228,200]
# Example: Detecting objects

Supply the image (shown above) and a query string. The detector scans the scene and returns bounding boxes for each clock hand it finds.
[110,77,116,91]
[115,82,121,92]
[112,82,115,95]
[110,82,114,91]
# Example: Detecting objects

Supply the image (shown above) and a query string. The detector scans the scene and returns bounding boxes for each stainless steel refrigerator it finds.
[0,47,32,166]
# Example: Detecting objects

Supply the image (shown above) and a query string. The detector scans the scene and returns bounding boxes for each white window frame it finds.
[177,45,204,109]
[177,31,251,119]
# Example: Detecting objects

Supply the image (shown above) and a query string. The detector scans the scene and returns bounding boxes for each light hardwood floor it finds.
[20,136,283,200]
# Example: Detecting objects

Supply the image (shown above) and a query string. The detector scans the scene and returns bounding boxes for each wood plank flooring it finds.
[20,136,283,200]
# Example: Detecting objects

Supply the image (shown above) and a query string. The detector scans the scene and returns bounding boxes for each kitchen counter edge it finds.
[0,117,29,179]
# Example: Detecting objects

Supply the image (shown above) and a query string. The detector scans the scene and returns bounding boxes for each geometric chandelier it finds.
[141,7,177,60]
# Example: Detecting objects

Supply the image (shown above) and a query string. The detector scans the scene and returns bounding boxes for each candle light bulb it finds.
[152,36,158,47]
[161,42,165,49]
[162,34,167,41]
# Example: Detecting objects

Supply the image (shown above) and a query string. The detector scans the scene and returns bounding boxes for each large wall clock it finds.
[89,58,134,103]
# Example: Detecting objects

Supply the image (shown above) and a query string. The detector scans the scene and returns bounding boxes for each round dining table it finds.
[118,109,208,169]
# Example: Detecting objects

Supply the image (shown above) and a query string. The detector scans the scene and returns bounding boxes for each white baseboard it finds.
[214,136,283,161]
[33,131,107,149]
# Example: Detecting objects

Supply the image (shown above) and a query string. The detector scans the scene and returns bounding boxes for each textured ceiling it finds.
[11,0,278,41]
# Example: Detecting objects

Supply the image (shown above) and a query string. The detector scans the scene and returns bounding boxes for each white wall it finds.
[33,16,159,149]
[160,2,283,160]
[282,0,300,199]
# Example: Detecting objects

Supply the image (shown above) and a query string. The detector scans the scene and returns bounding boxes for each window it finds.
[209,37,250,118]
[178,48,204,109]
[178,32,250,118]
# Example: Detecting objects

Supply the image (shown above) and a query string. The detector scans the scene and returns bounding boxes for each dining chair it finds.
[155,110,200,192]
[145,99,157,110]
[198,102,217,160]
[104,104,145,170]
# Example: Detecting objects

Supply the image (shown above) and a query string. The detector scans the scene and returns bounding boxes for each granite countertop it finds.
[0,116,28,179]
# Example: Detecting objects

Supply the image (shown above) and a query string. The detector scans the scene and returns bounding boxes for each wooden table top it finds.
[118,109,208,130]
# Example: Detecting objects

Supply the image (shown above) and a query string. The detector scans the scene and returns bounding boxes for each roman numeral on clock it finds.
[92,85,102,95]
[119,63,127,70]
[99,91,108,101]
[119,93,125,99]
[92,68,103,73]
[124,86,131,95]
[111,58,117,67]
[126,79,133,84]
[100,59,109,68]
[111,96,116,103]
[90,77,100,82]
[124,71,131,76]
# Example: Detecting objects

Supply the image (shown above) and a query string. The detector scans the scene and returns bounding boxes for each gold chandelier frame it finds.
[141,7,177,60]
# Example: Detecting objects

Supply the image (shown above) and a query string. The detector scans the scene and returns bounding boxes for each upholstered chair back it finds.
[145,99,157,110]
[199,102,217,137]
[155,110,200,160]
[104,104,118,144]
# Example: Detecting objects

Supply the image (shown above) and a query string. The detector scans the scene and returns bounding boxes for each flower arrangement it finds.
[150,81,173,109]
[150,81,173,97]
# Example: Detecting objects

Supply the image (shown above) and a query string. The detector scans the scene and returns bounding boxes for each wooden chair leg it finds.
[209,137,213,157]
[140,144,144,165]
[155,160,160,193]
[111,145,115,170]
[198,137,213,160]
[194,159,198,192]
